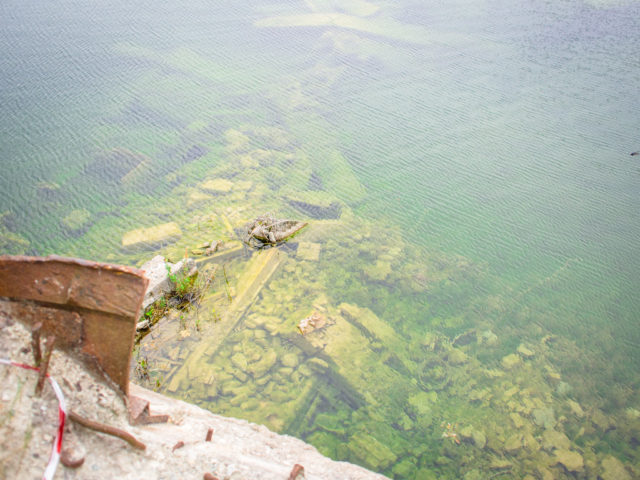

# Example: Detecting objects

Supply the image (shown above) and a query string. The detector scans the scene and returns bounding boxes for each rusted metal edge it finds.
[0,254,149,398]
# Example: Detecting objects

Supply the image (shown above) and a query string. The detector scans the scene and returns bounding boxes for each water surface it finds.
[1,0,639,478]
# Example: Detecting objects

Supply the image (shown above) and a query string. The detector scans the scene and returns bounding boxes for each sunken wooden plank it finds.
[167,248,284,392]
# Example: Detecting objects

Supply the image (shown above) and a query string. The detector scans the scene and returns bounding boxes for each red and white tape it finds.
[0,358,67,480]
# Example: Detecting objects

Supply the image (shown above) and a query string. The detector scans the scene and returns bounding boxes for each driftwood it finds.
[243,214,307,248]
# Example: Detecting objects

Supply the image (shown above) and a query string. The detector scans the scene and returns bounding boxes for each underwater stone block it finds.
[501,353,521,370]
[532,407,556,429]
[296,242,321,261]
[281,352,300,368]
[362,260,391,282]
[348,432,397,471]
[231,352,248,370]
[517,343,535,359]
[187,191,214,206]
[567,399,585,418]
[553,449,583,472]
[306,431,338,459]
[285,191,343,219]
[407,391,435,417]
[248,349,277,379]
[61,208,91,232]
[541,430,570,452]
[504,433,523,453]
[392,458,416,479]
[314,413,346,437]
[339,303,400,347]
[447,348,469,365]
[200,178,234,193]
[122,222,182,250]
[600,455,632,480]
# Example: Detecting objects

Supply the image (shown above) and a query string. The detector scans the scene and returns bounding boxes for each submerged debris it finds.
[243,213,307,249]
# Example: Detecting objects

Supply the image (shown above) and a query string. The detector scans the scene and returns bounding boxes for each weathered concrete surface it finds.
[0,319,388,480]
[139,255,197,311]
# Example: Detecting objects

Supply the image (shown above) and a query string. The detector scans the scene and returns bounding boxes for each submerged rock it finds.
[347,432,397,471]
[478,330,498,346]
[281,353,299,368]
[541,430,571,451]
[452,329,477,347]
[362,260,392,282]
[459,426,486,449]
[286,193,342,219]
[84,147,150,184]
[553,449,583,472]
[517,343,535,359]
[122,222,182,251]
[567,399,585,418]
[201,178,234,193]
[600,455,632,480]
[296,242,321,261]
[61,208,91,233]
[533,407,556,429]
[447,348,469,365]
[501,353,521,370]
[591,408,614,432]
[504,433,523,454]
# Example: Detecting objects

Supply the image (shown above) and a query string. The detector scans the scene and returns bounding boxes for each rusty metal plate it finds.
[0,255,148,397]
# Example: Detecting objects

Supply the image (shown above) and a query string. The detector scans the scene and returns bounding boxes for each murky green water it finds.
[2,0,639,478]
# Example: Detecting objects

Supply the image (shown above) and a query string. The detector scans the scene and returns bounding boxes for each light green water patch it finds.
[304,0,381,17]
[122,127,639,477]
[134,200,640,478]
[255,12,477,46]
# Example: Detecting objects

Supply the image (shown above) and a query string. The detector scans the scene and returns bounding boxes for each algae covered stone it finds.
[201,178,234,193]
[517,343,535,359]
[501,353,521,370]
[407,391,435,417]
[61,208,91,232]
[281,352,300,368]
[600,455,632,480]
[231,353,248,370]
[296,242,321,261]
[459,426,486,449]
[122,222,182,250]
[532,407,556,429]
[541,430,570,451]
[504,433,523,453]
[478,330,498,346]
[347,432,397,470]
[363,260,392,282]
[447,348,469,365]
[553,449,583,472]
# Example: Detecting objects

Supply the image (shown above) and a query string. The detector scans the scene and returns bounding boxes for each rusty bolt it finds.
[288,464,305,480]
[206,428,214,442]
[35,335,55,396]
[172,441,185,452]
[30,322,43,366]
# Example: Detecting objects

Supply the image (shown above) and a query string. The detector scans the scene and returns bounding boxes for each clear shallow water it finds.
[1,0,639,478]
